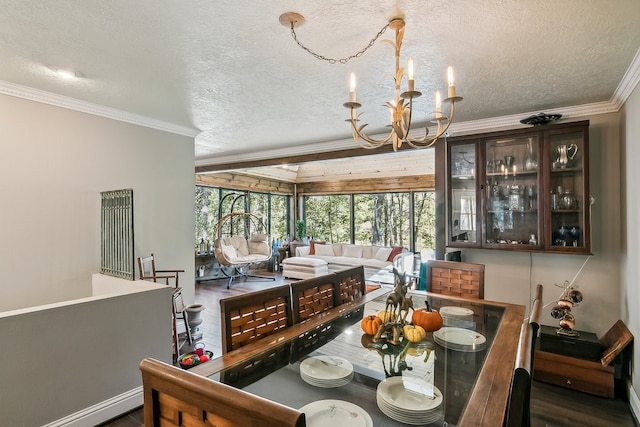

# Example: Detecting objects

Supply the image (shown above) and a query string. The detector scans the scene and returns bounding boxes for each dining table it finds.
[190,286,525,426]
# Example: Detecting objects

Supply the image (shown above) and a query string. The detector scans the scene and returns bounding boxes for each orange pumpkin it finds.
[361,315,383,335]
[412,302,443,332]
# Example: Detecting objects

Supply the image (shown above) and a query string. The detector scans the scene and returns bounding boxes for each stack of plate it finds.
[433,327,487,352]
[440,306,475,328]
[299,355,354,388]
[376,376,443,425]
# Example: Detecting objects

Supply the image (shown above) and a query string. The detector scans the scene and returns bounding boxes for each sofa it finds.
[294,242,404,278]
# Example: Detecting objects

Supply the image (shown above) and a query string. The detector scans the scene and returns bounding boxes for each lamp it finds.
[280,11,463,151]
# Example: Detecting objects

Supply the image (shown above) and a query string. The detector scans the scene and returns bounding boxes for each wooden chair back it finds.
[427,259,485,299]
[505,322,534,427]
[529,284,543,365]
[291,275,336,324]
[529,284,543,332]
[220,285,292,354]
[137,253,184,288]
[139,357,305,427]
[334,266,366,305]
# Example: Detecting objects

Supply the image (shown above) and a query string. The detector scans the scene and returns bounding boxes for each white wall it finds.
[0,93,196,311]
[460,113,623,336]
[621,80,640,408]
[0,275,173,426]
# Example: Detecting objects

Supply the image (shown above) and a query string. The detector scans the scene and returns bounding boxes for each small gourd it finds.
[361,315,383,335]
[403,324,426,343]
[377,310,397,323]
[411,301,443,332]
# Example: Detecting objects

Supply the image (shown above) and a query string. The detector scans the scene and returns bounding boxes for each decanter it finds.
[524,138,538,171]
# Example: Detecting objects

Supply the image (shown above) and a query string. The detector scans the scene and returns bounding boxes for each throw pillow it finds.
[387,246,404,262]
[314,244,335,256]
[250,233,269,242]
[375,247,393,261]
[343,244,364,258]
[309,241,325,255]
[221,244,237,260]
[249,241,270,255]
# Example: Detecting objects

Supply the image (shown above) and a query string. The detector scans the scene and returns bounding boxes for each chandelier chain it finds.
[289,23,389,64]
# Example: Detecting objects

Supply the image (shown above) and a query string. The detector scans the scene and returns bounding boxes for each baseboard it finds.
[42,386,143,427]
[629,381,640,425]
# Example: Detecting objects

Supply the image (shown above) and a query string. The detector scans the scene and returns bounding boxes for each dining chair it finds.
[137,253,184,289]
[139,357,305,427]
[505,322,534,427]
[334,266,366,305]
[291,274,337,324]
[426,259,485,299]
[171,291,192,362]
[220,284,292,354]
[529,284,544,365]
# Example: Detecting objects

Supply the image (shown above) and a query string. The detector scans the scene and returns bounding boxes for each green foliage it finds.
[296,219,306,240]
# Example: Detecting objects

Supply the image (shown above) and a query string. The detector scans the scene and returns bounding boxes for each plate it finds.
[519,112,562,126]
[299,400,373,427]
[300,356,353,381]
[440,306,474,317]
[377,376,443,412]
[433,327,486,352]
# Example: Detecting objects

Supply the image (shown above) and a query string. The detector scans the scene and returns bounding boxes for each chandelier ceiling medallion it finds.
[280,10,463,151]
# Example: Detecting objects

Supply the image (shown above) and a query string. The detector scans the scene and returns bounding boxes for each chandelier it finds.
[280,11,463,151]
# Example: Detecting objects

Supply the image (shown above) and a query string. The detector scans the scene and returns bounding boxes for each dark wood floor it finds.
[100,272,638,427]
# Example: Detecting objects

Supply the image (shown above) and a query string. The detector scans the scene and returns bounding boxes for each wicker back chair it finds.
[219,285,292,354]
[427,260,485,299]
[140,358,304,427]
[333,266,366,305]
[291,275,337,324]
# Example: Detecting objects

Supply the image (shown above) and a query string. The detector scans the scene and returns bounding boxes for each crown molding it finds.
[611,47,640,109]
[196,99,621,167]
[0,80,200,138]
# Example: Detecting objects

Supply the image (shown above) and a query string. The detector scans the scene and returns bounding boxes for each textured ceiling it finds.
[1,1,639,169]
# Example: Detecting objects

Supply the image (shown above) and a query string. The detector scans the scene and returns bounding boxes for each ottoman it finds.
[282,257,329,280]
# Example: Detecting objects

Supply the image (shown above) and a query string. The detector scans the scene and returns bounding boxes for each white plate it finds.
[377,396,442,425]
[440,306,474,317]
[377,376,443,412]
[433,327,486,351]
[299,400,373,427]
[300,356,354,381]
[301,371,354,388]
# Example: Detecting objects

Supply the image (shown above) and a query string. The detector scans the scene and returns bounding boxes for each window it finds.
[195,186,290,247]
[303,191,435,252]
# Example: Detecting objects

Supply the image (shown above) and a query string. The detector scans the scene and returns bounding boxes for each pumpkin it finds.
[377,310,397,323]
[411,301,443,332]
[361,315,383,335]
[403,324,426,343]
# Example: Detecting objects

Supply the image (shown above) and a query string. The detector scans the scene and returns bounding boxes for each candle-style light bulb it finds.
[435,91,442,118]
[447,66,456,98]
[407,58,415,92]
[349,72,356,102]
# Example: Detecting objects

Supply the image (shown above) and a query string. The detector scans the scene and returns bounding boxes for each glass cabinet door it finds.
[449,143,478,245]
[483,135,541,248]
[547,128,589,252]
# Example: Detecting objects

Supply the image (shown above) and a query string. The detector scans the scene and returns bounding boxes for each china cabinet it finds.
[444,120,590,254]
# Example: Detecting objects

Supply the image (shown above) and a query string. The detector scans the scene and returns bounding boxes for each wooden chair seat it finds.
[140,357,304,427]
[220,285,292,354]
[427,259,485,299]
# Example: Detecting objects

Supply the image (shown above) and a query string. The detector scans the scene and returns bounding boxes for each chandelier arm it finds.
[348,109,394,148]
[289,23,389,64]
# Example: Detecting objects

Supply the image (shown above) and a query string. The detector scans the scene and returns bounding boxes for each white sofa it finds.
[294,243,403,278]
